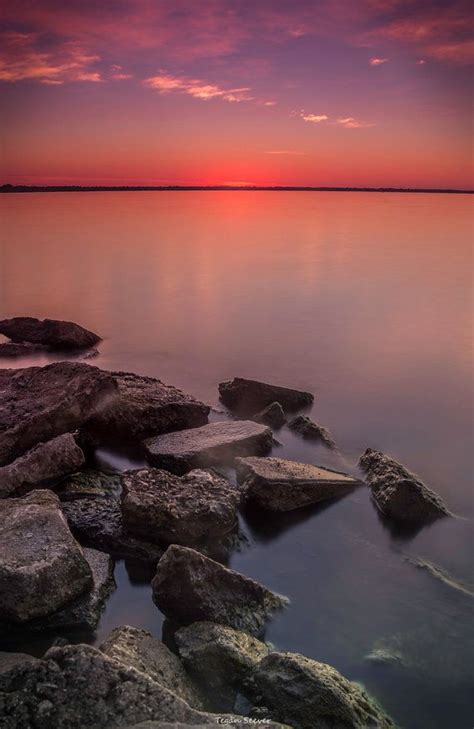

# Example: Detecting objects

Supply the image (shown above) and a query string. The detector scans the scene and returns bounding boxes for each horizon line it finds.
[1,184,472,195]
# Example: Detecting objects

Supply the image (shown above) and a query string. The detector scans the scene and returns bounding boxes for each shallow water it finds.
[1,191,473,728]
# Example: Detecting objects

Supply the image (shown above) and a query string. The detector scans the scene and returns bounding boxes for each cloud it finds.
[337,117,374,128]
[264,150,305,155]
[263,100,276,106]
[143,72,253,102]
[301,113,329,123]
[369,57,388,66]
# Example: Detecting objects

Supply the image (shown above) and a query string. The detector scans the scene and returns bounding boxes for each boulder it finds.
[0,342,46,357]
[175,622,268,706]
[61,491,163,563]
[0,433,85,499]
[236,457,359,511]
[86,371,210,445]
[144,421,273,475]
[0,643,247,728]
[252,402,286,429]
[152,545,285,636]
[219,377,313,415]
[0,362,118,466]
[121,468,242,547]
[288,415,335,449]
[0,652,40,674]
[253,651,395,729]
[100,626,206,710]
[58,469,122,501]
[359,448,450,523]
[0,316,101,350]
[0,490,92,622]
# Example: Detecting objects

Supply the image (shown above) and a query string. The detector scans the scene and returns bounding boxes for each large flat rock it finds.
[121,468,243,547]
[100,626,207,710]
[0,490,92,622]
[0,433,85,499]
[86,371,210,445]
[152,545,285,636]
[236,457,359,511]
[0,643,249,728]
[0,316,101,350]
[218,377,313,415]
[0,362,118,466]
[144,421,273,474]
[359,448,450,524]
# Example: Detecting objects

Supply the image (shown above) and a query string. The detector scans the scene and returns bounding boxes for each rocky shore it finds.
[0,317,452,727]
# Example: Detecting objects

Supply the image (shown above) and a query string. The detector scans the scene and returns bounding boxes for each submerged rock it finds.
[121,468,243,547]
[86,370,210,445]
[175,621,269,708]
[0,433,85,499]
[144,421,273,475]
[252,402,287,429]
[0,361,118,466]
[288,415,336,449]
[0,341,47,357]
[359,448,449,524]
[100,626,206,710]
[152,545,285,635]
[253,651,395,729]
[236,457,359,511]
[0,316,101,350]
[219,377,313,415]
[0,643,247,728]
[0,490,92,622]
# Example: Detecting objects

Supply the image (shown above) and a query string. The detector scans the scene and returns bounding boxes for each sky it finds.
[0,0,472,188]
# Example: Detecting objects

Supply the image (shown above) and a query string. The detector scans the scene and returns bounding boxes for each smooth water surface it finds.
[1,192,473,728]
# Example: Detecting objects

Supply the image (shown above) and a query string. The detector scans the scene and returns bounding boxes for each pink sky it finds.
[1,0,472,188]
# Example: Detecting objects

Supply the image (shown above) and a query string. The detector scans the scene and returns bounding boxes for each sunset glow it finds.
[1,0,472,188]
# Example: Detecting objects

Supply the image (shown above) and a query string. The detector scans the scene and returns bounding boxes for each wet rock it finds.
[0,361,118,466]
[0,652,40,674]
[0,643,247,728]
[0,341,47,357]
[0,490,92,622]
[144,421,273,475]
[86,371,210,445]
[100,626,206,710]
[236,457,359,511]
[58,469,122,501]
[0,316,101,350]
[61,492,163,562]
[288,415,336,449]
[359,448,450,524]
[252,402,286,429]
[152,545,285,636]
[253,651,395,729]
[219,377,313,416]
[121,468,243,547]
[365,640,405,667]
[0,434,85,499]
[175,622,268,708]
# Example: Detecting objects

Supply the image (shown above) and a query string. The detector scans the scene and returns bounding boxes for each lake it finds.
[1,191,473,728]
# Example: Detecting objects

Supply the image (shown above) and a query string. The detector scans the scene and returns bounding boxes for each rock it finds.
[218,377,313,415]
[287,415,336,449]
[0,643,247,728]
[0,362,118,466]
[58,469,122,501]
[0,490,92,622]
[175,622,268,707]
[121,468,243,547]
[86,371,210,445]
[0,316,101,350]
[100,626,206,710]
[0,342,47,357]
[236,457,359,511]
[0,434,85,498]
[0,652,40,674]
[152,545,285,636]
[359,448,450,523]
[253,651,395,729]
[252,402,286,429]
[61,491,163,562]
[144,421,273,475]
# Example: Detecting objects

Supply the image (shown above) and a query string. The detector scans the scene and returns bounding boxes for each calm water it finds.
[1,192,473,728]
